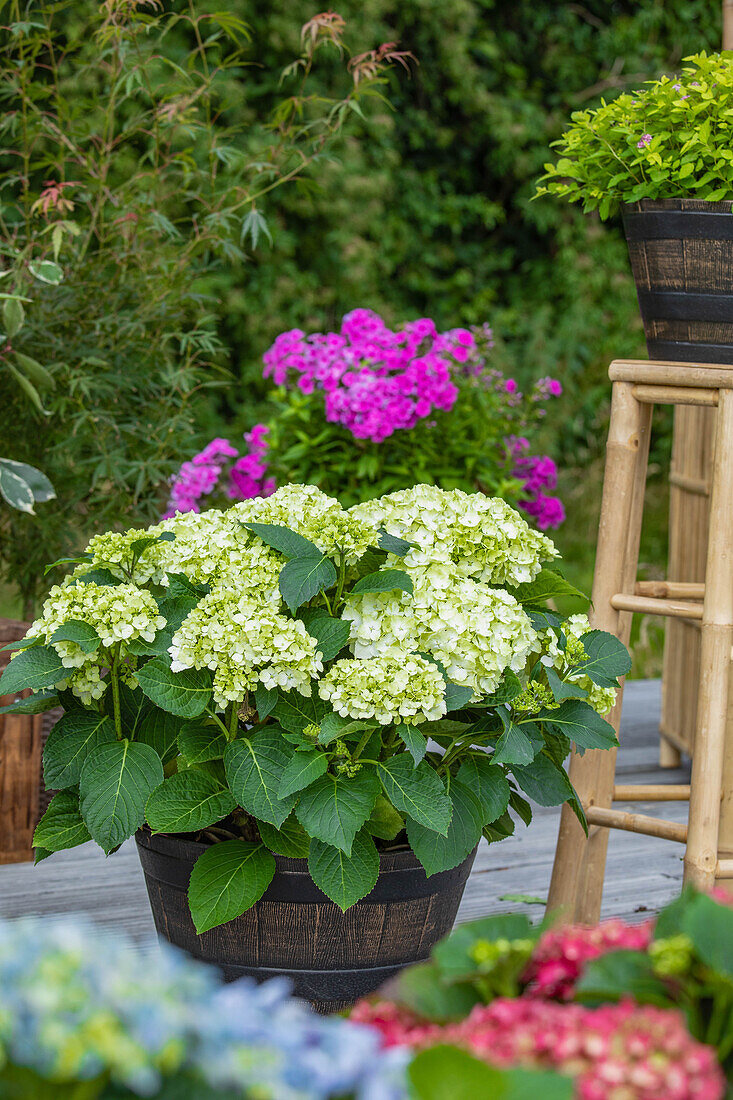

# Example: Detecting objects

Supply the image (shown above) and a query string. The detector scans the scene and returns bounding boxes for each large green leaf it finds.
[547,699,619,752]
[136,708,185,765]
[271,690,327,734]
[279,553,337,613]
[295,768,379,853]
[512,752,576,807]
[443,681,475,712]
[389,960,481,1022]
[351,569,413,595]
[79,739,164,853]
[303,614,351,661]
[432,914,535,981]
[377,756,452,835]
[146,771,236,833]
[258,814,311,858]
[398,723,428,766]
[33,790,91,854]
[49,620,101,655]
[136,657,212,718]
[512,567,589,608]
[681,893,733,977]
[407,1046,516,1100]
[116,683,152,736]
[224,732,297,828]
[308,828,379,910]
[575,630,631,687]
[178,720,227,765]
[575,950,670,1006]
[43,711,117,790]
[0,690,59,716]
[457,756,511,825]
[493,714,539,766]
[407,780,483,876]
[188,840,275,934]
[365,794,405,841]
[244,521,321,558]
[0,463,34,512]
[277,747,328,799]
[0,458,54,506]
[0,645,67,695]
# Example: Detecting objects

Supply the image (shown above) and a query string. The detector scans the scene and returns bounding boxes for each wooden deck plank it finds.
[0,680,688,944]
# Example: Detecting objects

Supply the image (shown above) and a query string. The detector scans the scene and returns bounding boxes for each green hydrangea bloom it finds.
[318,654,446,724]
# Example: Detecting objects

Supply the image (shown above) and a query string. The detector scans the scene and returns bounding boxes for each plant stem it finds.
[227,703,239,741]
[206,708,230,739]
[110,646,123,740]
[352,727,374,762]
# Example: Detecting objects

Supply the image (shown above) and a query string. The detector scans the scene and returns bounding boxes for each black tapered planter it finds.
[622,198,733,363]
[136,828,477,1011]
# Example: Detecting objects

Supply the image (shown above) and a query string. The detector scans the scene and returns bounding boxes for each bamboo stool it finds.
[547,358,733,923]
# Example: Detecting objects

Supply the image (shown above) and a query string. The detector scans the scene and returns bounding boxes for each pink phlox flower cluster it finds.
[227,424,276,501]
[262,309,474,443]
[353,998,724,1099]
[637,133,653,149]
[522,919,654,1001]
[509,436,565,531]
[164,427,273,517]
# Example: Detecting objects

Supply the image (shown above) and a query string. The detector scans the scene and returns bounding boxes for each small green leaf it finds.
[277,748,328,799]
[407,780,483,876]
[0,464,35,512]
[377,529,413,556]
[512,568,589,607]
[188,840,275,933]
[295,768,380,854]
[444,681,474,712]
[457,756,511,825]
[224,732,297,828]
[378,756,452,835]
[272,690,327,734]
[136,708,185,765]
[0,690,59,715]
[575,631,631,687]
[12,352,55,390]
[33,790,91,854]
[79,739,164,853]
[303,614,350,661]
[146,771,236,833]
[136,657,212,719]
[244,521,321,558]
[398,723,428,766]
[3,296,24,338]
[512,752,575,807]
[279,553,337,613]
[258,814,311,858]
[43,711,117,790]
[351,569,413,595]
[178,720,227,765]
[0,645,67,695]
[50,620,101,654]
[29,259,63,284]
[255,684,278,720]
[545,666,586,701]
[547,699,619,752]
[308,829,379,910]
[493,713,538,766]
[0,458,54,504]
[365,794,405,840]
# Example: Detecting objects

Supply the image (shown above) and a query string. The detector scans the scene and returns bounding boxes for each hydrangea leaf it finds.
[178,720,228,765]
[308,829,379,911]
[224,732,298,828]
[377,528,413,557]
[277,748,328,800]
[136,657,212,719]
[407,780,483,876]
[294,768,380,854]
[117,682,152,736]
[457,756,511,825]
[271,690,327,734]
[546,699,619,752]
[351,569,413,595]
[255,684,278,720]
[303,614,350,662]
[33,790,91,854]
[574,631,632,688]
[0,644,67,695]
[0,690,59,715]
[544,666,586,702]
[443,681,474,712]
[278,553,337,613]
[493,712,539,766]
[366,794,405,841]
[188,840,275,934]
[49,620,101,654]
[317,711,378,745]
[511,568,588,608]
[398,723,428,767]
[146,771,236,833]
[136,707,186,765]
[377,755,452,836]
[258,814,311,858]
[79,739,164,853]
[43,711,117,790]
[244,521,321,559]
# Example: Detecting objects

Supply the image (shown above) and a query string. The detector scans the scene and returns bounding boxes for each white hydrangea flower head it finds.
[343,565,538,699]
[84,524,171,586]
[157,510,283,594]
[231,483,377,565]
[169,584,323,708]
[350,485,557,587]
[318,654,447,724]
[540,613,617,716]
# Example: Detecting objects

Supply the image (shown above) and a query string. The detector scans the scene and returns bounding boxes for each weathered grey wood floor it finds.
[0,680,687,943]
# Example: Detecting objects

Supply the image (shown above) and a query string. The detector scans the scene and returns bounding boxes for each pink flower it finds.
[505,379,518,394]
[637,133,652,149]
[523,919,653,1001]
[164,425,275,516]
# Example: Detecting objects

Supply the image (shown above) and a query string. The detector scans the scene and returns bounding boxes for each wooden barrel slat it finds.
[622,199,733,761]
[136,828,476,1008]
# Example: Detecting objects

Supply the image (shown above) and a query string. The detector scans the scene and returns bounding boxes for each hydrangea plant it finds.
[1,484,629,931]
[537,52,733,219]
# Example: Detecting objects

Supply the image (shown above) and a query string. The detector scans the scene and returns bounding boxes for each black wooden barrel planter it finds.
[136,828,477,1011]
[622,198,733,363]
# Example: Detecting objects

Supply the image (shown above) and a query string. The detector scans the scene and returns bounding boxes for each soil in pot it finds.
[136,827,477,1011]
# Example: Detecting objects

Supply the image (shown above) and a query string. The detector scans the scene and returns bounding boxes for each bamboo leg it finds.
[547,383,652,923]
[660,736,683,769]
[685,389,733,891]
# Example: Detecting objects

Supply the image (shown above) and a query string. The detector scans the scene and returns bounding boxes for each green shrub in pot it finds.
[536,52,733,219]
[1,484,628,932]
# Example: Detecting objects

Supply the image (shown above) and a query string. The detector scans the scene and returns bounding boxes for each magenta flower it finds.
[637,133,652,149]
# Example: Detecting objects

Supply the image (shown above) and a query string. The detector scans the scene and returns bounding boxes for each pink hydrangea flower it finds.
[522,919,654,1001]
